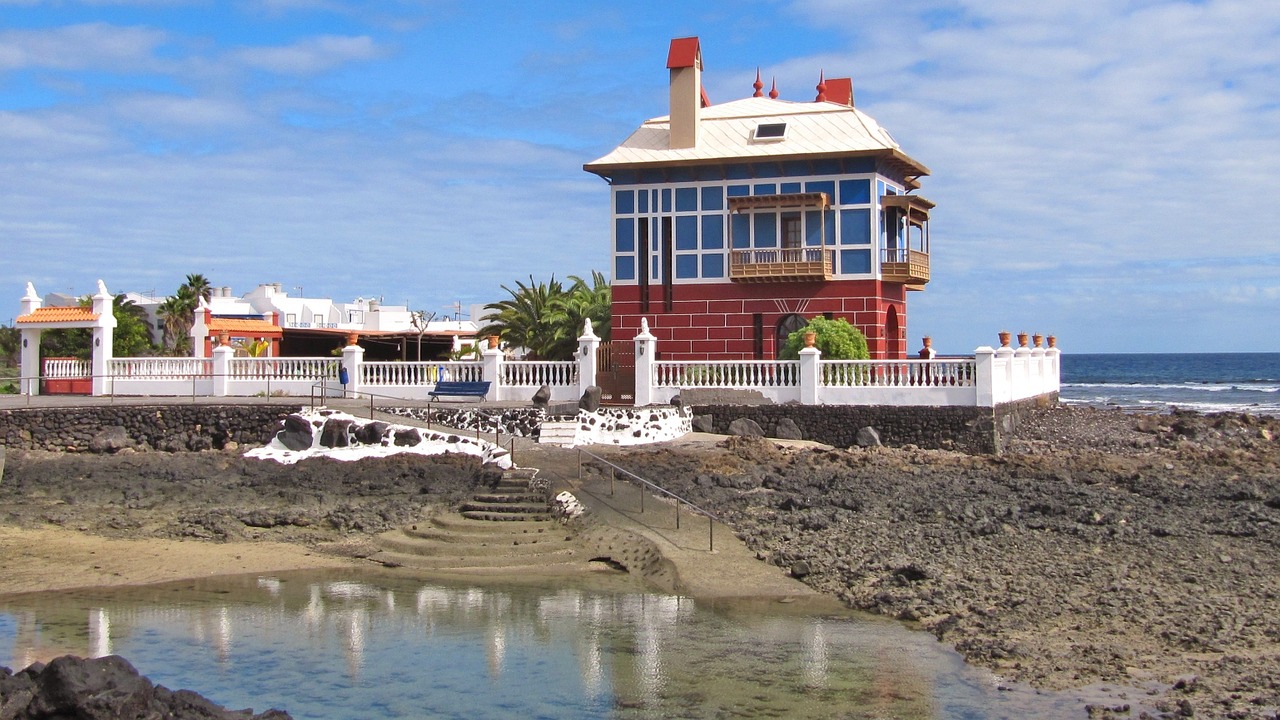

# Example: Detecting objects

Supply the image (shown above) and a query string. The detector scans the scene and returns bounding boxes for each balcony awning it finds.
[881,194,935,224]
[729,192,829,212]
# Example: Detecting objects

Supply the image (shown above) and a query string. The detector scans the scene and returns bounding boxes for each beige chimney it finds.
[667,37,702,150]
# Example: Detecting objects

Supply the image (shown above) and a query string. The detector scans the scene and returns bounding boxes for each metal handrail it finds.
[575,447,720,552]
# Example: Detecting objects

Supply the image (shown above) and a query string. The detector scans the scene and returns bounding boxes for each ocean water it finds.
[1059,353,1280,416]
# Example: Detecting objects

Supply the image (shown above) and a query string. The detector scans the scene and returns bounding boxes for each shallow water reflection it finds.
[1,570,1112,719]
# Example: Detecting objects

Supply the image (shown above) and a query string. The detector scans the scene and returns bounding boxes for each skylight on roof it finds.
[752,122,787,142]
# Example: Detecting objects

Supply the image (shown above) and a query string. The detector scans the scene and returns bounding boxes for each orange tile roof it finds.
[15,307,99,324]
[208,318,283,337]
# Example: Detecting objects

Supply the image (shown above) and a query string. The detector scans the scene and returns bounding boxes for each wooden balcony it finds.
[881,248,930,289]
[730,248,835,283]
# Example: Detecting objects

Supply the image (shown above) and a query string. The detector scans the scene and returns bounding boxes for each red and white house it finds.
[584,37,933,361]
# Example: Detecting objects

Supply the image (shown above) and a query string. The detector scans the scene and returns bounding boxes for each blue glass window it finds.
[615,256,635,281]
[727,185,749,197]
[754,213,777,248]
[840,209,871,245]
[675,187,698,212]
[676,254,699,279]
[675,215,698,251]
[780,182,801,194]
[701,186,723,211]
[804,211,822,246]
[615,190,634,215]
[805,180,836,199]
[615,218,634,252]
[731,214,751,248]
[753,183,776,196]
[841,249,872,274]
[701,215,724,249]
[839,179,871,205]
[702,253,725,278]
[638,190,649,213]
[661,189,671,213]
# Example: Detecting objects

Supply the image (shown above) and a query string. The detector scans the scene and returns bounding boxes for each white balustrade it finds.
[654,360,799,388]
[501,361,578,387]
[820,358,976,388]
[44,358,93,378]
[229,357,338,380]
[110,357,213,378]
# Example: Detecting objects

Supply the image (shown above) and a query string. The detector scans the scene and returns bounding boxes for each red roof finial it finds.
[769,77,779,99]
[752,68,764,98]
[815,70,827,102]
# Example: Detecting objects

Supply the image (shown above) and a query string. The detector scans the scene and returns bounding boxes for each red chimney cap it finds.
[667,36,701,69]
[825,77,853,106]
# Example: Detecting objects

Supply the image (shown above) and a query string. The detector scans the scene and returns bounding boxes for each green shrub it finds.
[778,317,870,361]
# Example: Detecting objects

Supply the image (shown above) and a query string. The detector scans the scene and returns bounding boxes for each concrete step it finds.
[369,547,580,569]
[538,421,579,446]
[421,515,558,535]
[460,509,555,522]
[370,552,594,575]
[471,492,547,504]
[377,529,576,557]
[460,501,549,515]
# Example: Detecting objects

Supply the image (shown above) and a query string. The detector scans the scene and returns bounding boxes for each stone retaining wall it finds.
[0,404,301,452]
[693,393,1057,454]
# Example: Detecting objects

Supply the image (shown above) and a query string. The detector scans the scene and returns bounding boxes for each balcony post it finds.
[974,346,996,407]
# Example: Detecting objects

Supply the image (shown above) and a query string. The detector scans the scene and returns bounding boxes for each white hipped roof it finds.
[584,96,929,175]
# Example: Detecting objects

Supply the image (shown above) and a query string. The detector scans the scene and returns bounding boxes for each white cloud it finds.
[230,35,385,74]
[0,22,168,72]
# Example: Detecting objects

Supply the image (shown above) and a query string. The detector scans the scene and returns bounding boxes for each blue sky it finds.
[2,0,1277,353]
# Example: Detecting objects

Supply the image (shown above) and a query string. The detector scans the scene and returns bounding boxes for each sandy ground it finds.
[0,526,359,597]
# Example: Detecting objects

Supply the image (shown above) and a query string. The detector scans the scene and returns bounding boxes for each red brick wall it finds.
[612,281,909,360]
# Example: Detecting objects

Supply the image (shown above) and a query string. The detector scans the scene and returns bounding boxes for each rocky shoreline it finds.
[600,406,1280,719]
[2,405,1279,718]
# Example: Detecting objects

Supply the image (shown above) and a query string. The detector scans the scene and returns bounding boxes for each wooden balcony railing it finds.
[881,248,930,287]
[729,248,835,282]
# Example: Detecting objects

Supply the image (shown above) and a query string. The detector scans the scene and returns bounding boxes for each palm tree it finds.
[478,276,566,359]
[157,274,214,354]
[544,272,611,357]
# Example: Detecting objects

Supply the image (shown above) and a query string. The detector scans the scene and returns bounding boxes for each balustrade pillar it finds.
[798,346,821,405]
[342,341,365,399]
[90,280,116,397]
[211,344,234,397]
[974,346,997,407]
[482,346,503,402]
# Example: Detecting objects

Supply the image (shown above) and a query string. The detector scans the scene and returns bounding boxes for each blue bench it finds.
[429,381,491,401]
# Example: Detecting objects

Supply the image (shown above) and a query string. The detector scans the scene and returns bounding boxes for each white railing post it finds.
[211,344,234,396]
[1031,346,1047,395]
[974,346,996,407]
[577,319,600,399]
[342,340,365,399]
[995,345,1015,404]
[482,341,503,402]
[633,319,657,406]
[799,346,821,404]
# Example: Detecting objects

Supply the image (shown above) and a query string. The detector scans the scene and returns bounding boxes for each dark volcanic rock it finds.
[0,654,291,719]
[276,414,313,452]
[531,384,551,407]
[579,386,602,412]
[89,426,132,454]
[727,418,764,437]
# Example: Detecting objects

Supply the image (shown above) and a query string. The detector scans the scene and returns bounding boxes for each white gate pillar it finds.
[211,344,234,396]
[482,336,503,402]
[633,319,657,406]
[90,280,116,397]
[576,319,600,398]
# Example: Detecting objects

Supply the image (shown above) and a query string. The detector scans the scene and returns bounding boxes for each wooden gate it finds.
[595,341,635,406]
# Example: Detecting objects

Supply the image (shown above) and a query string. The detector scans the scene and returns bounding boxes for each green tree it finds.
[112,294,156,357]
[544,271,612,359]
[0,325,18,367]
[777,316,869,360]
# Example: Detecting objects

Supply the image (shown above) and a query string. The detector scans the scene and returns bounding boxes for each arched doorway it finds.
[775,313,807,358]
[885,305,902,359]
